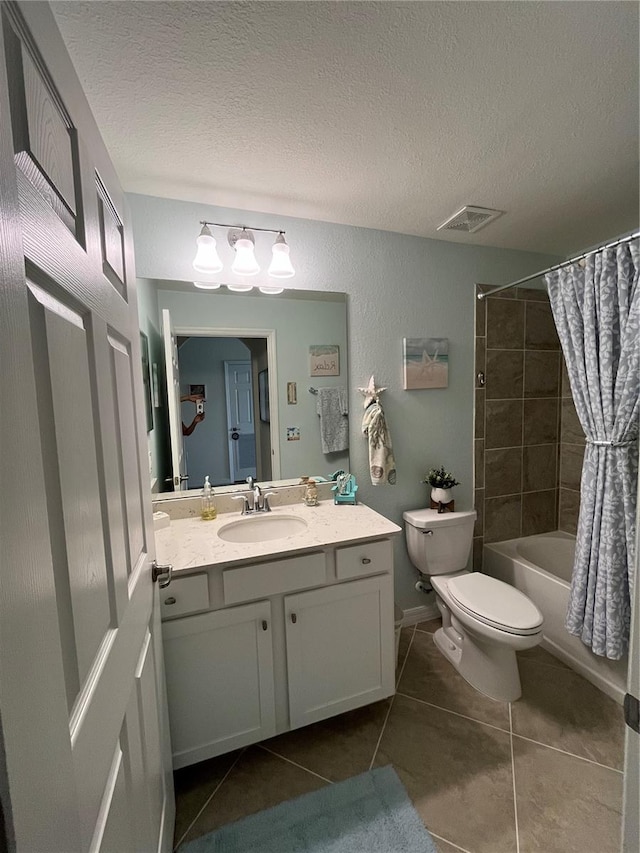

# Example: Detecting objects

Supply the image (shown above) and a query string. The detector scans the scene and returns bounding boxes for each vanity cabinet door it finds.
[162,601,276,769]
[285,575,395,730]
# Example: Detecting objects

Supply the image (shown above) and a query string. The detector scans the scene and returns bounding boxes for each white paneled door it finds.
[224,360,257,483]
[0,3,173,851]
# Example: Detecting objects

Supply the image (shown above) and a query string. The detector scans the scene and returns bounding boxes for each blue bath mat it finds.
[180,765,437,853]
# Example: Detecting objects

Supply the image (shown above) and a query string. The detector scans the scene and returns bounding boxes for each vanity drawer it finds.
[161,573,210,618]
[223,553,326,605]
[335,539,393,580]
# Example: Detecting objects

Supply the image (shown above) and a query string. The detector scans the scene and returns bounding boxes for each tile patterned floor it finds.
[173,618,625,852]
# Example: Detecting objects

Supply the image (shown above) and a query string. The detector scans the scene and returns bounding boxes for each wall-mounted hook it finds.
[357,375,387,408]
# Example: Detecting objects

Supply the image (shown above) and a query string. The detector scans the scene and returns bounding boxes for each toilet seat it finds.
[444,573,543,636]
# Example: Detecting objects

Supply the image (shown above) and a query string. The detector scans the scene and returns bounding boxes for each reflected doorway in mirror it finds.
[258,369,270,422]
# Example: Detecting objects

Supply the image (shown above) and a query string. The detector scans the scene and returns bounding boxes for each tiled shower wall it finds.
[558,360,586,534]
[473,284,581,568]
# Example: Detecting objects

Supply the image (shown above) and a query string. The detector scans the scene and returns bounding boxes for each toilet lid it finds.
[447,573,543,633]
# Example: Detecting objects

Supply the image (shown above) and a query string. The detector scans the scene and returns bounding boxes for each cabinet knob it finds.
[164,596,176,606]
[361,557,371,565]
[290,613,297,624]
[262,620,268,631]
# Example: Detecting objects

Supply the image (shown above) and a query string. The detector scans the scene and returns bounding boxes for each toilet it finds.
[403,508,544,702]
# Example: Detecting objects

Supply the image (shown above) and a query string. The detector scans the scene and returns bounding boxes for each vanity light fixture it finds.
[227,281,254,292]
[192,225,224,274]
[267,232,295,278]
[193,281,221,290]
[191,220,296,293]
[230,228,260,276]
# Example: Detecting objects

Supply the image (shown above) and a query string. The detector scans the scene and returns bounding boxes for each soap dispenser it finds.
[303,478,319,507]
[201,475,217,520]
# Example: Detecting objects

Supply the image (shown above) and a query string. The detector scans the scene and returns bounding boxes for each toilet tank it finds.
[403,509,476,576]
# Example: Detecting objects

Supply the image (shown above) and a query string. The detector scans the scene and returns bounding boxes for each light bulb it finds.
[226,283,254,292]
[231,236,260,276]
[192,225,223,274]
[259,285,284,295]
[268,233,295,278]
[193,281,221,290]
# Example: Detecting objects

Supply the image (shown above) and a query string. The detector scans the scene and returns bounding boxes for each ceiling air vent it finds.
[437,205,504,234]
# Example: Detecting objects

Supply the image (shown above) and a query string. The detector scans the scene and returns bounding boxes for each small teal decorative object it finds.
[332,472,358,504]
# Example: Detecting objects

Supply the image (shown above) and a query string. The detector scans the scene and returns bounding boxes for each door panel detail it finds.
[108,336,145,581]
[134,630,166,850]
[88,746,134,853]
[28,281,114,707]
[96,173,126,297]
[2,5,79,234]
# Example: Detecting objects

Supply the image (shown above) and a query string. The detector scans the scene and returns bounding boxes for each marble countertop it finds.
[154,499,402,574]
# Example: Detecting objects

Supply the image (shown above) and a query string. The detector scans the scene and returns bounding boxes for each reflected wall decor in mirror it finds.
[137,279,349,496]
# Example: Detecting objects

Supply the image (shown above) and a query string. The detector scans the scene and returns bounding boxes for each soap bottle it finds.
[201,475,217,520]
[303,478,318,507]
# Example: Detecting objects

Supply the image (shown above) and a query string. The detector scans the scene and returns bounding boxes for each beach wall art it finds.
[402,337,449,390]
[309,344,340,377]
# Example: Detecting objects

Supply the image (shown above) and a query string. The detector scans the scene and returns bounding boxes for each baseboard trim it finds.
[400,603,439,627]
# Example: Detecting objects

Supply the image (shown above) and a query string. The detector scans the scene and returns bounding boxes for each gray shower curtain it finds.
[546,240,639,660]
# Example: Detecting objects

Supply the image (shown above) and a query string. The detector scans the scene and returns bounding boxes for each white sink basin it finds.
[217,514,309,544]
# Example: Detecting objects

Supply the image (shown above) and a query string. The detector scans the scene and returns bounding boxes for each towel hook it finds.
[357,375,387,408]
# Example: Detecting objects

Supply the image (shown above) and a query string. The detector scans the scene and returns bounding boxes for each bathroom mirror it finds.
[137,279,350,497]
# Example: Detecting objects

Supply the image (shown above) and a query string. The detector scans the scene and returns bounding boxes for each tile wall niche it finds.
[473,284,572,568]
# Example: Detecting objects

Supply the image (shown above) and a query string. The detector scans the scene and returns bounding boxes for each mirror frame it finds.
[146,282,350,500]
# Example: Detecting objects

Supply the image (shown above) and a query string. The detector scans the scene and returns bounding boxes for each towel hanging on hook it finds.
[358,376,396,486]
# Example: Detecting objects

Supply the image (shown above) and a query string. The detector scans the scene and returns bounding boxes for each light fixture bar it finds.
[199,220,287,236]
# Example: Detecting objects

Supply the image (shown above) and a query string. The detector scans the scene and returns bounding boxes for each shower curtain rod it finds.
[477,231,640,300]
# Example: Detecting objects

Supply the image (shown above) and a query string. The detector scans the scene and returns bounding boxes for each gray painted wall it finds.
[129,193,560,610]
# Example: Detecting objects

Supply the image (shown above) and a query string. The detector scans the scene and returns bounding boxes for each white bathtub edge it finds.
[483,534,626,706]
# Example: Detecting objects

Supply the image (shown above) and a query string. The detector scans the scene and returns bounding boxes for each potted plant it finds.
[424,466,460,508]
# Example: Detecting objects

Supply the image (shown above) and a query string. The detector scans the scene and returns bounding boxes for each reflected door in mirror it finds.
[225,360,257,483]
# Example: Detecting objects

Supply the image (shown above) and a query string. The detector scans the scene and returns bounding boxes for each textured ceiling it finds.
[51,1,639,255]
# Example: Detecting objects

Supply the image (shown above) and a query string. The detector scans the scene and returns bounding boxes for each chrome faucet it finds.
[232,494,251,515]
[234,478,277,514]
[247,476,263,512]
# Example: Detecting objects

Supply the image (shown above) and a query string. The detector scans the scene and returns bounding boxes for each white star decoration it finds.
[357,375,387,408]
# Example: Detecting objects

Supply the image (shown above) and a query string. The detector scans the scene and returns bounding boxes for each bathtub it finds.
[483,531,627,704]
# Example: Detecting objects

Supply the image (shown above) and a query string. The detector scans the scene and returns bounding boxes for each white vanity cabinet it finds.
[162,600,276,769]
[160,537,396,770]
[285,574,394,729]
